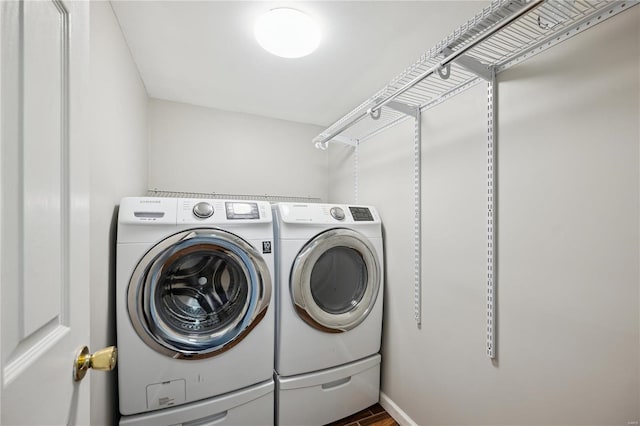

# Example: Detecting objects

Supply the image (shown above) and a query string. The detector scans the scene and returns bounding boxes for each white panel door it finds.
[1,0,92,424]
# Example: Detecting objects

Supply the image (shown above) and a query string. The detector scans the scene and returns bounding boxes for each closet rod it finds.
[316,0,544,147]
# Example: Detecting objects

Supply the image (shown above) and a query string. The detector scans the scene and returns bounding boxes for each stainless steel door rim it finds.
[291,228,380,332]
[127,228,271,359]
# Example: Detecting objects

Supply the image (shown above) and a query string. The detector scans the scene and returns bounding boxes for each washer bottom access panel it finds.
[120,380,274,426]
[276,354,381,426]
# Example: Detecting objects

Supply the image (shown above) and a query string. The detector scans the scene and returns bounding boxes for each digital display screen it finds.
[226,202,260,220]
[349,207,374,221]
[231,203,253,215]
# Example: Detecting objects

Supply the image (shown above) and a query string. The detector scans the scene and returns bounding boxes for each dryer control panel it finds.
[275,203,380,225]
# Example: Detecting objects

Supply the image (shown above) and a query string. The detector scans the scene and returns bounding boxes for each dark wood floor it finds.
[326,404,399,426]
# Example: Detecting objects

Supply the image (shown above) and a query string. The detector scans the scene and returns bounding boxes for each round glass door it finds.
[128,229,271,359]
[291,228,380,332]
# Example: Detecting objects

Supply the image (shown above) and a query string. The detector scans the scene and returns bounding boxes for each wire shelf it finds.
[313,0,637,146]
[147,190,322,203]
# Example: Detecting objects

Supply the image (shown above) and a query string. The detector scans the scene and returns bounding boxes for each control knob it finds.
[330,207,345,221]
[193,202,214,219]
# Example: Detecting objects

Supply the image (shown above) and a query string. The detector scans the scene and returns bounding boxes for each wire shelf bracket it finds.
[384,100,420,119]
[442,47,493,82]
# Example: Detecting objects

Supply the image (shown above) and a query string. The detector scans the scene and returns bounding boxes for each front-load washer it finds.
[116,197,275,421]
[272,202,384,425]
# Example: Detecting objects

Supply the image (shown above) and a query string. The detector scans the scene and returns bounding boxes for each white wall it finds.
[148,99,327,201]
[329,7,640,425]
[90,2,148,425]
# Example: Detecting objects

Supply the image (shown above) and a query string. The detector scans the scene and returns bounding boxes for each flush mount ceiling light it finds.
[254,8,321,58]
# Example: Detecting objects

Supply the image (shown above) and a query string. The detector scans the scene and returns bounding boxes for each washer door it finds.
[290,228,380,333]
[128,228,271,359]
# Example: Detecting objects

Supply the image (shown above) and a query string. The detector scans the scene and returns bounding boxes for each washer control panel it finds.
[119,197,273,226]
[177,199,271,224]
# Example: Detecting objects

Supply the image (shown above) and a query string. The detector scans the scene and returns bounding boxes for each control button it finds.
[193,202,214,219]
[330,207,345,221]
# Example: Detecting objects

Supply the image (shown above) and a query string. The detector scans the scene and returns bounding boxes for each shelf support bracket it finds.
[412,107,422,329]
[384,100,420,119]
[486,66,497,360]
[442,47,493,82]
[331,135,359,147]
[383,99,422,328]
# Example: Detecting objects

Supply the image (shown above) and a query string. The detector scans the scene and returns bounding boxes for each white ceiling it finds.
[110,1,488,128]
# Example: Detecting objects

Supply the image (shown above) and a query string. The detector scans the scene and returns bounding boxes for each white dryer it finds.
[116,197,275,424]
[272,203,384,426]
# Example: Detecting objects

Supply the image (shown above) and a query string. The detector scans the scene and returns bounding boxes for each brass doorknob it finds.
[73,345,117,382]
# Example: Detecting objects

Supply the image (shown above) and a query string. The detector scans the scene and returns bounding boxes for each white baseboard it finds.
[379,392,418,426]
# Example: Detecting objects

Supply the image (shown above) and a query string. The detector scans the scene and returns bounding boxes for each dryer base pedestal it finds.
[276,354,381,426]
[119,380,274,426]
